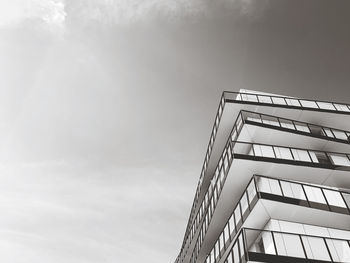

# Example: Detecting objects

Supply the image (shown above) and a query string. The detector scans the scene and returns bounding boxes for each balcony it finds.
[205,175,350,263]
[222,227,350,263]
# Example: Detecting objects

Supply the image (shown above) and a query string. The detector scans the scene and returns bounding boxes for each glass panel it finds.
[323,189,347,208]
[334,103,350,112]
[253,145,275,157]
[329,153,350,166]
[333,130,348,140]
[295,122,310,133]
[281,181,306,200]
[240,194,249,217]
[229,215,235,235]
[256,176,271,193]
[258,95,272,104]
[273,233,287,255]
[285,98,301,107]
[272,97,286,105]
[234,206,242,226]
[226,252,233,263]
[262,116,279,126]
[309,125,324,136]
[342,193,350,209]
[324,128,335,138]
[248,231,276,255]
[302,236,331,261]
[300,100,318,108]
[274,147,293,160]
[327,239,350,262]
[304,185,327,204]
[317,101,336,110]
[291,149,311,162]
[260,145,275,158]
[314,151,330,164]
[233,243,239,262]
[247,179,257,205]
[269,178,282,196]
[280,120,295,129]
[280,233,305,258]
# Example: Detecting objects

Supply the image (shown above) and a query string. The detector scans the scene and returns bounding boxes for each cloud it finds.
[0,0,66,28]
[0,0,268,30]
[65,0,269,26]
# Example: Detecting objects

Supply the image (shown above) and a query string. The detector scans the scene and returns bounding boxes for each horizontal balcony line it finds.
[223,91,350,114]
[240,110,350,144]
[232,141,350,170]
[223,227,350,263]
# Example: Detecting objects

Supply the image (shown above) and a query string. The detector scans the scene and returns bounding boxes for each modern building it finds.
[175,90,350,263]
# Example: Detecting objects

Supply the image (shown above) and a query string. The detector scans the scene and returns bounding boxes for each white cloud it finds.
[0,0,66,27]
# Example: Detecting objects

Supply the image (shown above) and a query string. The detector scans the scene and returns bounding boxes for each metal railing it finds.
[232,141,350,168]
[241,110,350,143]
[243,228,350,263]
[224,91,350,113]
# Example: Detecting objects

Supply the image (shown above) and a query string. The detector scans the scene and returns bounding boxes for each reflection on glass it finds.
[302,236,331,261]
[303,186,327,204]
[329,154,350,166]
[280,181,306,200]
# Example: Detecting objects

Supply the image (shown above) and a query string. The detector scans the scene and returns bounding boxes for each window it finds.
[258,95,272,104]
[253,145,275,158]
[323,128,335,138]
[326,239,350,262]
[234,206,242,227]
[276,233,305,258]
[333,130,348,140]
[302,236,331,261]
[256,176,271,193]
[285,98,301,107]
[323,189,347,208]
[291,149,311,162]
[295,122,310,132]
[329,154,350,166]
[317,102,335,110]
[272,97,286,105]
[262,116,279,126]
[240,194,249,217]
[300,100,318,108]
[251,231,276,254]
[228,215,235,235]
[274,147,293,160]
[303,186,327,204]
[334,103,350,112]
[280,181,306,200]
[247,179,257,205]
[280,120,295,129]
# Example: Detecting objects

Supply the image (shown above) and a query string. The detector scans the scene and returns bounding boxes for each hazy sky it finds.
[0,0,350,262]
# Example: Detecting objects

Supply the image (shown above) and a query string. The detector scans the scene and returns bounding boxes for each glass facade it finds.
[176,91,350,263]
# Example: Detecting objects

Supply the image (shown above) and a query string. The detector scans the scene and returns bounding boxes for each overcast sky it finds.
[0,0,350,262]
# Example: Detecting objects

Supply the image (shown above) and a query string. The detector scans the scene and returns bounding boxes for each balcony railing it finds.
[224,91,350,114]
[241,110,350,143]
[206,175,350,263]
[244,228,350,263]
[232,141,350,169]
[180,95,225,254]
